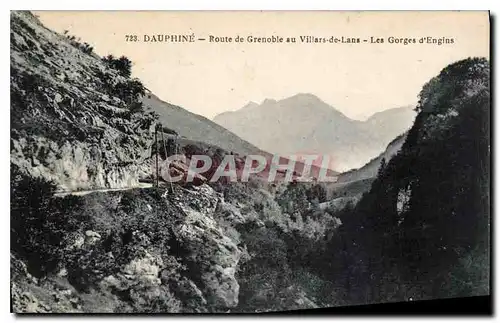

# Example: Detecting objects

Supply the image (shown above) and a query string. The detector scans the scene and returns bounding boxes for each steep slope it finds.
[333,57,490,304]
[9,12,251,312]
[142,93,266,157]
[10,11,347,314]
[318,133,406,213]
[11,183,245,313]
[336,132,407,184]
[363,106,415,144]
[213,94,415,171]
[10,11,268,193]
[10,11,157,191]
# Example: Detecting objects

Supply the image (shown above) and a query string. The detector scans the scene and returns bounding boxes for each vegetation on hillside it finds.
[11,164,187,312]
[10,11,490,312]
[63,30,94,55]
[314,57,490,304]
[102,55,133,78]
[97,54,146,113]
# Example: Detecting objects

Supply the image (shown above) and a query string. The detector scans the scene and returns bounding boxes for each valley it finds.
[9,10,490,314]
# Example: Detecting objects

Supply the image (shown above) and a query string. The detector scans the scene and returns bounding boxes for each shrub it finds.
[235,223,294,311]
[115,78,146,103]
[102,55,133,78]
[80,42,94,54]
[129,101,144,114]
[95,68,146,113]
[64,32,94,55]
[10,165,86,276]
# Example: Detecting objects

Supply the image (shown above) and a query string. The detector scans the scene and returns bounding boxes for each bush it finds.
[235,223,295,311]
[10,165,86,276]
[115,78,146,103]
[102,55,133,78]
[64,31,94,55]
[94,69,146,113]
[129,101,144,114]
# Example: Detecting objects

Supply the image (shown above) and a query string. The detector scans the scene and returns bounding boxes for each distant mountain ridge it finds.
[336,132,407,184]
[213,94,416,172]
[142,93,266,157]
[142,93,339,181]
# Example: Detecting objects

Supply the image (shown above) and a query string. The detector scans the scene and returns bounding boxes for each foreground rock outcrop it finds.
[12,174,344,313]
[11,183,246,313]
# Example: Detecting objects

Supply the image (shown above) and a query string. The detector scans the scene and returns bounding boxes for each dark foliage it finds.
[94,68,146,113]
[102,55,133,78]
[10,164,86,277]
[321,57,490,303]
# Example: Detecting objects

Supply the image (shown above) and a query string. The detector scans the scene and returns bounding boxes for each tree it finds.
[378,157,386,177]
[11,165,63,276]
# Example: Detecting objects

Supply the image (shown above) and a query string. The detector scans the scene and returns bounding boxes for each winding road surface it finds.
[53,182,154,197]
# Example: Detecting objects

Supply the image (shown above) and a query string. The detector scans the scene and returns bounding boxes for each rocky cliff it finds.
[11,11,156,191]
[11,183,246,313]
[10,11,344,313]
[11,170,343,313]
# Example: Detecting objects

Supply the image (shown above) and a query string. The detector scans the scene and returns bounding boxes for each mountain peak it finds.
[289,93,320,100]
[261,98,277,105]
[238,94,326,111]
[240,101,259,110]
[213,92,417,171]
[278,93,332,109]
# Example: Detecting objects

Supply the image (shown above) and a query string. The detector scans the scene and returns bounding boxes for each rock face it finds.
[10,12,246,312]
[396,185,412,216]
[10,11,156,191]
[11,183,247,313]
[174,185,242,308]
[9,11,362,314]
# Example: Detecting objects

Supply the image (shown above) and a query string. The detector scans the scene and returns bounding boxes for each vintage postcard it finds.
[10,10,490,314]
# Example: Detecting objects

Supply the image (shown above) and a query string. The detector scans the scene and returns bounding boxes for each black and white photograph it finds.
[9,9,491,314]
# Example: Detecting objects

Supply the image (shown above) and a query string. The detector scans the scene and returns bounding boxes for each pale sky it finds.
[34,11,489,120]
